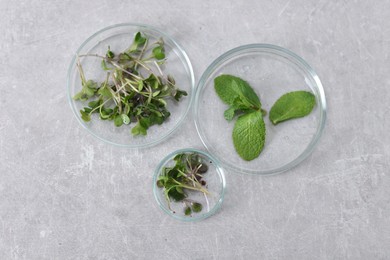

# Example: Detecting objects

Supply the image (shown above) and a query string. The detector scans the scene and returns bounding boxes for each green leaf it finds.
[173,89,187,101]
[156,179,164,188]
[100,107,113,119]
[231,96,253,111]
[114,115,123,127]
[134,32,146,45]
[168,187,186,201]
[104,108,113,114]
[161,110,170,119]
[173,153,185,163]
[269,91,316,125]
[101,60,111,71]
[121,114,130,125]
[224,107,236,121]
[88,100,100,109]
[153,114,164,125]
[214,74,261,109]
[233,111,266,161]
[139,117,151,128]
[166,168,181,179]
[106,46,114,59]
[118,53,132,63]
[128,32,147,52]
[74,80,98,101]
[157,98,167,107]
[80,110,91,122]
[138,80,143,92]
[98,86,112,98]
[83,107,93,113]
[144,74,159,89]
[152,46,165,60]
[85,80,98,89]
[191,202,202,213]
[84,87,95,97]
[176,186,184,194]
[73,92,83,100]
[184,206,192,216]
[131,122,147,136]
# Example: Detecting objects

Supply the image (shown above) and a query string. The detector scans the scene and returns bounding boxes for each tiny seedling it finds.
[157,153,210,216]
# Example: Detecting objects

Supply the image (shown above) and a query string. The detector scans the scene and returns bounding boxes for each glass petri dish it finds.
[194,44,327,175]
[67,23,194,148]
[153,148,226,221]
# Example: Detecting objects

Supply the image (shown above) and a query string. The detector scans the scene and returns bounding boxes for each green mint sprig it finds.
[214,75,266,161]
[214,75,316,161]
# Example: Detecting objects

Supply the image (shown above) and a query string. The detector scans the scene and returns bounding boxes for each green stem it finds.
[110,74,123,113]
[76,56,87,85]
[78,53,142,80]
[172,179,209,195]
[134,38,148,70]
[88,98,111,115]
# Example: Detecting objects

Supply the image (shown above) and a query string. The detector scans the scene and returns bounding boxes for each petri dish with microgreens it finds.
[153,148,226,221]
[194,44,326,175]
[67,23,194,148]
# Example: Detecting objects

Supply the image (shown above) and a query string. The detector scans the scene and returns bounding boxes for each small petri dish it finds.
[153,148,226,221]
[67,23,195,148]
[194,44,327,175]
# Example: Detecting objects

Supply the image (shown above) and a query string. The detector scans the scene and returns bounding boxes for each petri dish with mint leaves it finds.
[194,44,326,175]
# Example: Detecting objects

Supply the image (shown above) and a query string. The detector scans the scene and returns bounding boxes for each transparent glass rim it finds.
[66,23,195,148]
[193,44,327,175]
[152,148,226,222]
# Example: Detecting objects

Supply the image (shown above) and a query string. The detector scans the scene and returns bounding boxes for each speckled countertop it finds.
[1,0,389,259]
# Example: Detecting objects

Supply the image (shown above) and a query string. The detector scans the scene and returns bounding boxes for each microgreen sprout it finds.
[157,152,210,216]
[73,32,188,136]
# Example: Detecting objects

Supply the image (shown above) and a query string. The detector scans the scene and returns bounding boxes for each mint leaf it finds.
[214,74,261,109]
[224,107,236,121]
[224,95,259,121]
[269,91,316,125]
[233,111,265,161]
[214,74,266,160]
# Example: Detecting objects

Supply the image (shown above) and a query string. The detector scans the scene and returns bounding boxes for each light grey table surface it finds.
[1,0,389,259]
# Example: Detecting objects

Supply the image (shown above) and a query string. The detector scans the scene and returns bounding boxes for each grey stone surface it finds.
[1,0,390,259]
